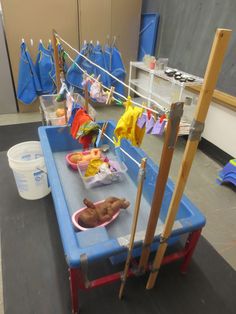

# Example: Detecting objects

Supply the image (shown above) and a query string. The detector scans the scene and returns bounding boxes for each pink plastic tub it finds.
[72,200,121,231]
[66,149,104,171]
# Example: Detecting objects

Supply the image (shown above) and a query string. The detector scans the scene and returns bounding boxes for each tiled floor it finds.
[0,112,41,126]
[0,108,235,314]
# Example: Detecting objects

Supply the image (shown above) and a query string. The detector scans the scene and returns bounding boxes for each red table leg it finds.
[180,229,202,274]
[69,268,81,314]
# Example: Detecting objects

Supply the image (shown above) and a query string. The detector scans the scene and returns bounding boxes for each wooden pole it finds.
[52,29,68,124]
[119,158,147,299]
[138,102,184,273]
[146,28,231,290]
[52,29,61,92]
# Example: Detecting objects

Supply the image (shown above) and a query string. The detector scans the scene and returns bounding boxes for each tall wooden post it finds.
[52,29,67,124]
[138,102,184,273]
[119,158,147,299]
[146,28,231,290]
[52,29,61,92]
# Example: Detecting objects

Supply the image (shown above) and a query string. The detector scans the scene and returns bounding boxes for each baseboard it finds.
[199,137,233,165]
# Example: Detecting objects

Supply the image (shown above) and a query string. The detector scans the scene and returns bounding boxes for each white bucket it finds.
[7,141,51,200]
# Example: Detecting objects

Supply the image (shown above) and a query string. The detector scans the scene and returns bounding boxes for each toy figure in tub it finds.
[72,197,130,230]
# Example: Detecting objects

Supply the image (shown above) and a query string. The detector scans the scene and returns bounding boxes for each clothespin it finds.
[106,34,110,46]
[101,121,108,139]
[84,40,87,46]
[95,121,108,147]
[112,36,117,47]
[21,38,25,43]
[97,40,100,46]
[39,39,42,44]
[123,95,132,108]
[159,114,166,123]
[49,39,51,44]
[146,108,152,120]
[115,99,123,106]
[30,38,33,46]
[106,86,115,105]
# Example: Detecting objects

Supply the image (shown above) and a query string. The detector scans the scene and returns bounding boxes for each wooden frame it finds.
[187,85,236,111]
[146,28,232,290]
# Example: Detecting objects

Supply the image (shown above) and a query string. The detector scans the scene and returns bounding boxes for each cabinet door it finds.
[0,16,17,114]
[1,0,79,113]
[111,0,142,74]
[78,0,111,47]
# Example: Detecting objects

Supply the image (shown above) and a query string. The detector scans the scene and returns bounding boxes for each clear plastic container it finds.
[77,158,128,189]
[40,93,96,125]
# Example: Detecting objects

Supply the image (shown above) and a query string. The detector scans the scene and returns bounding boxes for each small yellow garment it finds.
[114,97,145,147]
[85,158,104,177]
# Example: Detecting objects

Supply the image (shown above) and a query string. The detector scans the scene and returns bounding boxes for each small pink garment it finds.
[90,81,108,103]
[137,113,146,129]
[151,119,166,136]
[146,115,155,134]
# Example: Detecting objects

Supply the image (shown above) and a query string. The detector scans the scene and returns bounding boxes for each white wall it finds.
[203,102,236,157]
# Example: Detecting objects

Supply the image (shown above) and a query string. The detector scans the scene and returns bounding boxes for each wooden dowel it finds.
[52,29,61,93]
[119,158,147,299]
[52,29,67,124]
[138,102,184,273]
[146,28,231,290]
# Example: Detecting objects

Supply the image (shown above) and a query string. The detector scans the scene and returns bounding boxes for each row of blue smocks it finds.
[17,42,57,104]
[66,42,126,96]
[17,41,126,105]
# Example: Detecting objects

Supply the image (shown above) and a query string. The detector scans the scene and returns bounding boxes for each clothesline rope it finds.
[102,132,141,168]
[64,50,163,116]
[55,32,168,114]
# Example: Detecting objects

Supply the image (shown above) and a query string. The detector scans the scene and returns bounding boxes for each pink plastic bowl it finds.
[66,150,105,171]
[72,200,121,231]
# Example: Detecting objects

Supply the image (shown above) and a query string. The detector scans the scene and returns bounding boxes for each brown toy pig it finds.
[78,197,130,228]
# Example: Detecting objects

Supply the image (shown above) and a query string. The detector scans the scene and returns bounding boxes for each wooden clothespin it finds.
[146,108,152,120]
[123,95,132,108]
[112,36,117,48]
[101,121,108,139]
[106,86,115,105]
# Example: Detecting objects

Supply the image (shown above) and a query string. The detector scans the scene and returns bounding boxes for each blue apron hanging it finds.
[104,44,112,70]
[66,43,95,89]
[35,42,56,94]
[110,46,126,96]
[17,42,41,104]
[93,43,111,88]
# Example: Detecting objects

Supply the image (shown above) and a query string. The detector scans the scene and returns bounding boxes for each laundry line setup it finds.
[54,31,168,115]
[36,28,231,314]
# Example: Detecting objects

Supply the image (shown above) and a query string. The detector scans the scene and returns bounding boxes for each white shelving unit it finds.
[128,61,203,135]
